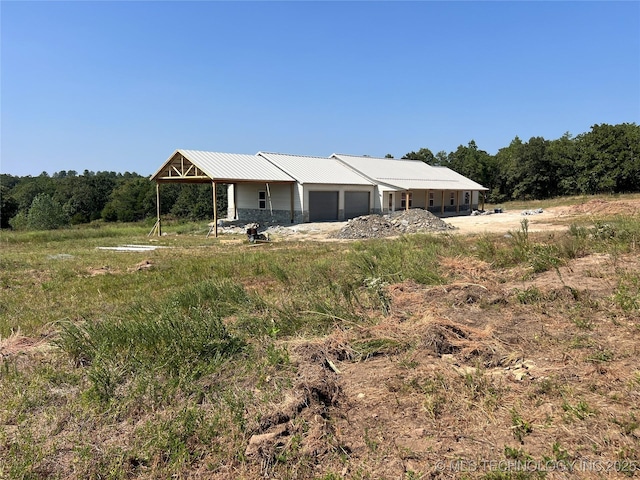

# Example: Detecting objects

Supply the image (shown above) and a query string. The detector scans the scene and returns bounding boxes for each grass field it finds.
[1,197,639,479]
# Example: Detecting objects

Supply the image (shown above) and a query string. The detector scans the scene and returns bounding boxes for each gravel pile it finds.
[331,209,455,239]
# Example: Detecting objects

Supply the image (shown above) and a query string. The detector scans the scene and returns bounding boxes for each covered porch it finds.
[382,188,485,215]
[149,150,296,237]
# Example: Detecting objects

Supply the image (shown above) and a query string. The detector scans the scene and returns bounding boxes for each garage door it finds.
[309,191,339,222]
[344,191,370,219]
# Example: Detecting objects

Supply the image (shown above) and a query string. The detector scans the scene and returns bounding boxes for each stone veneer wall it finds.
[236,208,302,225]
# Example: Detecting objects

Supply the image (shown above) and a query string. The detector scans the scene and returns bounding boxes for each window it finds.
[401,192,412,209]
[449,192,455,206]
[258,191,266,209]
[388,193,394,211]
[464,192,470,205]
[429,192,434,207]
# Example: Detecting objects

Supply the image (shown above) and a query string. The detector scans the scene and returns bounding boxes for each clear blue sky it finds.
[2,1,639,177]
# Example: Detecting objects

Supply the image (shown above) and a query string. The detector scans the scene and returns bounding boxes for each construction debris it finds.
[96,245,166,252]
[521,208,544,216]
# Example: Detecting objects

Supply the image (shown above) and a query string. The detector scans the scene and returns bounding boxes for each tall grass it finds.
[55,279,250,403]
[349,234,450,285]
[0,222,153,245]
[476,215,640,273]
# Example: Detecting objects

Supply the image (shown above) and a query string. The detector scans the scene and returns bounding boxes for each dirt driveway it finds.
[444,209,561,235]
[445,197,640,235]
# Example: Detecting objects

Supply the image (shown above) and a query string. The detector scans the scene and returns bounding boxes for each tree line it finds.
[402,123,639,203]
[1,122,638,230]
[0,170,227,230]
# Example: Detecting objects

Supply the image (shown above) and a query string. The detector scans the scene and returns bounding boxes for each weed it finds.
[552,442,571,462]
[573,316,594,330]
[562,224,589,259]
[612,413,639,436]
[509,219,531,258]
[319,474,342,480]
[569,223,588,240]
[85,360,125,405]
[363,427,378,452]
[352,338,406,360]
[265,343,290,367]
[533,377,561,397]
[514,286,545,304]
[504,445,532,461]
[363,276,391,315]
[268,264,290,284]
[562,400,595,421]
[422,393,446,419]
[476,234,497,263]
[591,221,617,240]
[399,357,419,370]
[528,243,563,274]
[585,348,614,363]
[510,408,533,443]
[541,442,573,471]
[613,273,640,312]
[569,335,595,349]
[56,289,246,408]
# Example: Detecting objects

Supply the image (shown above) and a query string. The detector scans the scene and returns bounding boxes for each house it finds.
[150,149,487,236]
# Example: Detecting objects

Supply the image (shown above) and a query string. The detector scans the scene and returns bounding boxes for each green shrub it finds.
[26,193,69,230]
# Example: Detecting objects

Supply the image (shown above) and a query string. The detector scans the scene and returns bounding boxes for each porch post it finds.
[456,190,460,213]
[290,183,295,223]
[156,182,162,236]
[233,183,238,219]
[212,181,218,238]
[441,191,445,214]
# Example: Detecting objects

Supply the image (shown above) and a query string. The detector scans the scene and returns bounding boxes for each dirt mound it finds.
[552,198,640,217]
[331,209,455,239]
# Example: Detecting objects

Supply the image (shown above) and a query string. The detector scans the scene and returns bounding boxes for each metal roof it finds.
[331,154,488,191]
[258,152,374,185]
[150,150,295,183]
[151,149,487,190]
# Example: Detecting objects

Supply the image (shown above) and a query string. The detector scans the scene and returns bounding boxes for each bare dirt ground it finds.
[445,209,562,235]
[239,255,640,479]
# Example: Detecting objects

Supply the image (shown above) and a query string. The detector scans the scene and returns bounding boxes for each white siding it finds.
[236,183,292,210]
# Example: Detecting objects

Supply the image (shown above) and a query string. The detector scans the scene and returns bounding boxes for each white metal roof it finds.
[331,154,488,191]
[258,152,374,185]
[151,150,295,183]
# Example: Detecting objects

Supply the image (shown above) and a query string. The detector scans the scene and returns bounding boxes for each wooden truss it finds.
[155,154,209,182]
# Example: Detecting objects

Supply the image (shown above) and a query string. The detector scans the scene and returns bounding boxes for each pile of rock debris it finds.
[331,209,455,239]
